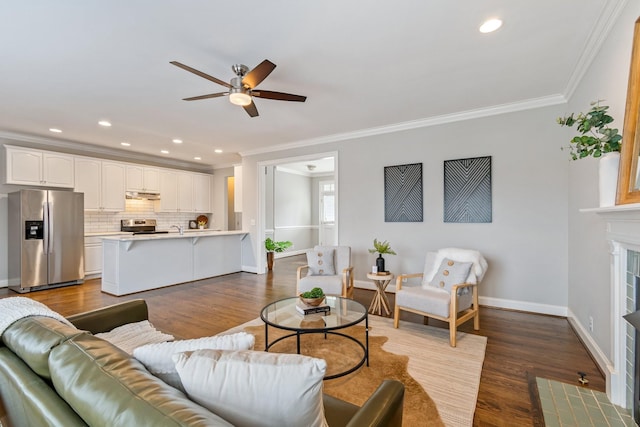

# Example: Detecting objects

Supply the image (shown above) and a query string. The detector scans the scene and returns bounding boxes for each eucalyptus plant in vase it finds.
[557,101,623,207]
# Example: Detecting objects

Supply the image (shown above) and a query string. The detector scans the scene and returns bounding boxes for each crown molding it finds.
[0,130,213,173]
[564,0,630,100]
[239,94,566,157]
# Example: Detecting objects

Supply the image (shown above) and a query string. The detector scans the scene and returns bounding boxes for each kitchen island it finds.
[101,230,248,296]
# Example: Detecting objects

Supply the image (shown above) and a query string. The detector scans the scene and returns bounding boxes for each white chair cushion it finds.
[426,258,472,292]
[397,285,474,319]
[306,248,336,276]
[397,286,451,318]
[174,349,328,427]
[298,275,344,295]
[133,332,255,391]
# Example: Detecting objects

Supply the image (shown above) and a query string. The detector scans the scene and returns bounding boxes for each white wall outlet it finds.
[402,277,408,282]
[589,316,594,332]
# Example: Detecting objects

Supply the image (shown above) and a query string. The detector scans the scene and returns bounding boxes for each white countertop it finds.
[100,230,248,241]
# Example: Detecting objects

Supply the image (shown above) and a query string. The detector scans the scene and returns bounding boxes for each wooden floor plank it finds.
[0,255,605,426]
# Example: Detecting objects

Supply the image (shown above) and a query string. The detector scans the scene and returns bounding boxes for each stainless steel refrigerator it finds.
[8,189,84,293]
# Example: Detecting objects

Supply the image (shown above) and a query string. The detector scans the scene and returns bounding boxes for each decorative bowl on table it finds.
[299,295,325,306]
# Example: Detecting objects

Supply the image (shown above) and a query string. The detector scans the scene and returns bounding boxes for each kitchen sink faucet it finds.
[171,225,184,235]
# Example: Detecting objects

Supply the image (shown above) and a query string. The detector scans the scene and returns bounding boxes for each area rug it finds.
[227,316,487,427]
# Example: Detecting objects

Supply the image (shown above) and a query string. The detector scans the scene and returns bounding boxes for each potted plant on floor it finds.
[264,237,292,270]
[557,100,623,207]
[368,238,396,274]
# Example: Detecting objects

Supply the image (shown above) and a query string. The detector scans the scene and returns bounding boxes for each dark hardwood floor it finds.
[0,255,605,426]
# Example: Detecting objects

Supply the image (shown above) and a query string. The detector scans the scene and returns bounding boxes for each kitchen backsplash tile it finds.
[84,199,210,233]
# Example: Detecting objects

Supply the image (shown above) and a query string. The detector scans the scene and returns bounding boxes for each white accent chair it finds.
[393,248,488,347]
[297,246,354,298]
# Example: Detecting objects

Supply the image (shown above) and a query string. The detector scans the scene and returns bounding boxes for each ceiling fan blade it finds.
[242,60,276,89]
[252,90,307,102]
[183,92,229,101]
[243,101,259,117]
[170,61,232,89]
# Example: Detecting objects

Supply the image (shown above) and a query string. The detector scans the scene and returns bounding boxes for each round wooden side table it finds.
[366,272,394,316]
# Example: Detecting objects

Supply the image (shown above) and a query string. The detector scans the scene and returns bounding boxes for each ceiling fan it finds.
[170,59,307,117]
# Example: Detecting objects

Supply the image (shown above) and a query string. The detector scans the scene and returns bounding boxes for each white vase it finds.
[599,152,620,207]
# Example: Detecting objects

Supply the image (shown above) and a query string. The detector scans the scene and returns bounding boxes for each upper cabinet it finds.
[157,169,211,213]
[126,165,159,192]
[5,145,74,188]
[193,173,211,213]
[75,157,126,212]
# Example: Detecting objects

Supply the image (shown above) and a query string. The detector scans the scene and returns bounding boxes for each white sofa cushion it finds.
[174,349,328,427]
[133,332,255,390]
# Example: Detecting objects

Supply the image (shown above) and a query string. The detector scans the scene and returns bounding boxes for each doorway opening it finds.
[257,152,338,273]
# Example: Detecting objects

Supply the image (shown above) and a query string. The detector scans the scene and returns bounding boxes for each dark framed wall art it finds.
[443,156,492,223]
[384,162,423,222]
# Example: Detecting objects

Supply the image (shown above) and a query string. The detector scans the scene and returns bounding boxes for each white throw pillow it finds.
[306,248,335,276]
[174,349,328,427]
[133,332,255,391]
[95,320,174,355]
[426,258,473,292]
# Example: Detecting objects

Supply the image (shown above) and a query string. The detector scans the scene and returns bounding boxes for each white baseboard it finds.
[241,265,259,274]
[0,279,7,288]
[566,308,614,398]
[479,296,568,317]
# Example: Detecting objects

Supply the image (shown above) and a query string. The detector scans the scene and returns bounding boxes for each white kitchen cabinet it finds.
[75,157,125,211]
[157,169,178,212]
[178,172,194,212]
[84,236,104,276]
[193,173,211,213]
[126,165,159,192]
[5,145,74,187]
[156,170,209,213]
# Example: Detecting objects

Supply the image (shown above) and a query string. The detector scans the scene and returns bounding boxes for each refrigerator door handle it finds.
[43,202,50,255]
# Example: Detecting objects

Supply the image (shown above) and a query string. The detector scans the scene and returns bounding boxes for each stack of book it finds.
[295,299,331,315]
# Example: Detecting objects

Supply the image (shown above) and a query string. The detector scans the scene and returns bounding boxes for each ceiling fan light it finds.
[229,91,252,106]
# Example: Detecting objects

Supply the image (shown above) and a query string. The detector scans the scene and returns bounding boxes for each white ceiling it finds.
[0,1,623,169]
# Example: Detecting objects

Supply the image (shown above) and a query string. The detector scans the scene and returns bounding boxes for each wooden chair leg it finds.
[449,322,457,347]
[393,305,400,328]
[474,310,480,330]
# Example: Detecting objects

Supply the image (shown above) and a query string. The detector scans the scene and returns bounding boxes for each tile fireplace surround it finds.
[582,203,640,413]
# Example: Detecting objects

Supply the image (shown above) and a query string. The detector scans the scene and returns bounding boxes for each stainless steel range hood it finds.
[125,191,161,200]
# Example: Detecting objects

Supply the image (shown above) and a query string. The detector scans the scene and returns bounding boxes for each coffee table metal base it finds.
[264,323,369,380]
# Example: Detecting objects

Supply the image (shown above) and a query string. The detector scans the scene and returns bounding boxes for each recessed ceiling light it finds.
[479,18,502,33]
[161,150,169,154]
[214,149,223,154]
[172,139,183,144]
[98,120,112,127]
[194,156,202,160]
[121,142,131,147]
[49,128,62,133]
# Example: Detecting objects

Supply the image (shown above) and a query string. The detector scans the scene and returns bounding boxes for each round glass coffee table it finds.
[260,296,369,379]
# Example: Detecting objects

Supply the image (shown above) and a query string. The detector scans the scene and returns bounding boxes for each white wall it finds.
[273,169,314,251]
[567,2,640,362]
[241,104,570,312]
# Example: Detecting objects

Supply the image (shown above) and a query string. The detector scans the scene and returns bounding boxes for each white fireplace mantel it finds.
[580,203,640,408]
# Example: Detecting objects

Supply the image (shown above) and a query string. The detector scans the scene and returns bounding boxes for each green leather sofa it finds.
[0,299,404,427]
